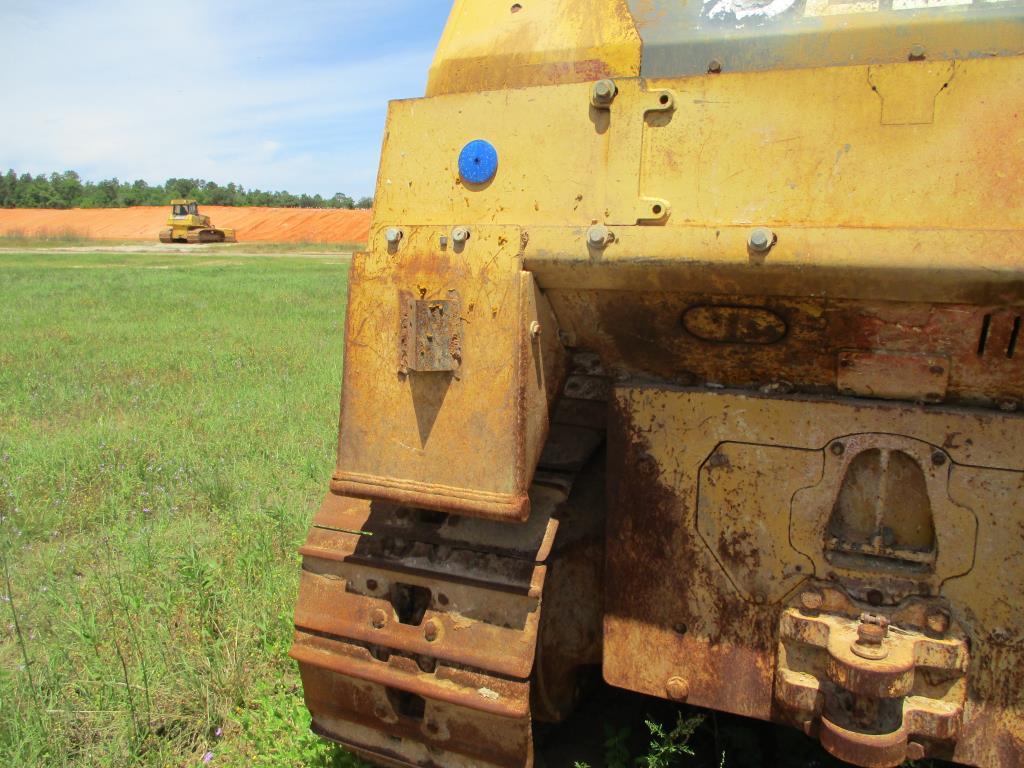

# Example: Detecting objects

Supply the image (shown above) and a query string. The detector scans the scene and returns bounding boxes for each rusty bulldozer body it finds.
[291,1,1024,766]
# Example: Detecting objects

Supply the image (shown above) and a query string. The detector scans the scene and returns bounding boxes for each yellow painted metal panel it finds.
[332,225,564,522]
[378,56,1024,233]
[604,387,1024,765]
[428,0,641,96]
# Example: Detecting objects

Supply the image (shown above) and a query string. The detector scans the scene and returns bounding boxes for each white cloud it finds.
[0,0,445,196]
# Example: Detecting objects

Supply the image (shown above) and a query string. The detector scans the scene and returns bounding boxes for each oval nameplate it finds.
[682,305,787,344]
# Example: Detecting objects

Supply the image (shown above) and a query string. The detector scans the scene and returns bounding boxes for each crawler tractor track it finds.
[291,358,608,768]
[185,228,233,244]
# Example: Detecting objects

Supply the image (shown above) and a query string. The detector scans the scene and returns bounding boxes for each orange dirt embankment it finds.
[0,206,372,244]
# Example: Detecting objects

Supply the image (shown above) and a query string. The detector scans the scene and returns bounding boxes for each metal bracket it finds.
[776,585,968,767]
[399,291,462,372]
[604,80,675,225]
[868,61,955,126]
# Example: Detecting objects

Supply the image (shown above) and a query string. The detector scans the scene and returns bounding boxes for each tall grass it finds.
[0,234,365,253]
[0,228,101,247]
[0,251,361,767]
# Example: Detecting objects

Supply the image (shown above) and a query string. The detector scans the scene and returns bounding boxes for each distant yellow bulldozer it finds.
[158,199,236,244]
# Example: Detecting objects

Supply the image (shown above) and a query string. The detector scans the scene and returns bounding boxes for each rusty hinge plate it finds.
[400,291,462,372]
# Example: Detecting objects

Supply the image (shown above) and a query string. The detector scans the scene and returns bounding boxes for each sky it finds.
[0,0,453,198]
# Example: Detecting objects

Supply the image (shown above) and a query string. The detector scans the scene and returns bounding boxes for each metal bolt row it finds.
[392,225,778,256]
[386,226,471,246]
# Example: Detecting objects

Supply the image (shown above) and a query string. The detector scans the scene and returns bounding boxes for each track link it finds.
[291,357,608,767]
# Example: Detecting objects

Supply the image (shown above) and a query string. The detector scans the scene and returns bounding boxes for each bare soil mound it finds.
[0,206,371,244]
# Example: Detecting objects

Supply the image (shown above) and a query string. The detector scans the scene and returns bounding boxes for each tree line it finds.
[0,170,373,210]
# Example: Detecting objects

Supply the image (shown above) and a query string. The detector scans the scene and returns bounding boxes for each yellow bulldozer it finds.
[290,1,1024,767]
[158,199,236,244]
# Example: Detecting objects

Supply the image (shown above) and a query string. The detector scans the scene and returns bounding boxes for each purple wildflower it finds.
[202,752,214,763]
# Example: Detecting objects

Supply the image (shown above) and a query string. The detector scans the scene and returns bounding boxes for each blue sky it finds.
[0,1,453,198]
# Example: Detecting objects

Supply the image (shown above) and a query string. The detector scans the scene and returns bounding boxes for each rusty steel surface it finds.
[292,357,608,767]
[294,1,1024,766]
[777,588,969,767]
[331,226,566,523]
[605,387,1024,766]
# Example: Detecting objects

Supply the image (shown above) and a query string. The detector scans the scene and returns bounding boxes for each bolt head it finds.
[529,321,542,339]
[451,226,470,244]
[370,609,388,629]
[424,619,441,642]
[857,613,890,645]
[909,44,926,60]
[666,676,689,702]
[748,227,774,253]
[926,610,950,635]
[800,589,824,612]
[708,59,723,74]
[592,79,616,103]
[830,442,845,456]
[587,225,610,248]
[385,227,403,244]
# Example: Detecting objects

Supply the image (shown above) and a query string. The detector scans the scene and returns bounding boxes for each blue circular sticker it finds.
[458,139,498,184]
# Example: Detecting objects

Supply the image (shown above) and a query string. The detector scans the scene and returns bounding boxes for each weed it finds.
[640,712,703,768]
[574,711,705,768]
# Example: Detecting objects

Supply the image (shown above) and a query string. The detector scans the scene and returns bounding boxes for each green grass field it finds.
[0,250,362,767]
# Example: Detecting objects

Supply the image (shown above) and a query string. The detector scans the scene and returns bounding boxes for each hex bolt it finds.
[385,227,403,244]
[424,619,441,642]
[708,59,723,74]
[909,44,926,61]
[587,224,612,248]
[800,589,824,613]
[666,676,690,702]
[592,79,617,106]
[926,610,950,635]
[529,321,542,339]
[748,227,775,253]
[857,613,890,646]
[451,226,470,244]
[370,609,388,629]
